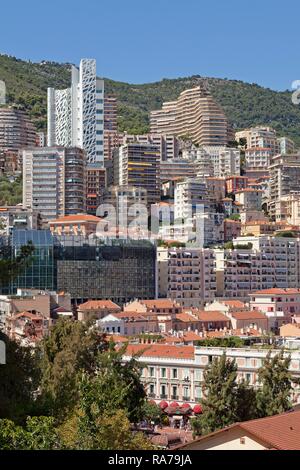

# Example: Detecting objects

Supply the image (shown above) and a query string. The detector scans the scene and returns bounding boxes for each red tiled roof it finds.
[177,410,300,450]
[141,299,176,309]
[194,310,230,322]
[251,288,300,296]
[231,311,267,320]
[78,300,121,310]
[220,300,246,308]
[124,343,195,360]
[10,311,43,321]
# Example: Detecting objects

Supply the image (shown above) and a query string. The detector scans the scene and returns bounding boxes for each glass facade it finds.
[10,230,55,292]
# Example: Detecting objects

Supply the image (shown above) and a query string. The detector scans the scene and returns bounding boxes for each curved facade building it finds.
[0,107,37,151]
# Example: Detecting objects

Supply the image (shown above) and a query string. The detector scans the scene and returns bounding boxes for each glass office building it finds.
[10,230,55,292]
[4,230,156,305]
[55,236,156,305]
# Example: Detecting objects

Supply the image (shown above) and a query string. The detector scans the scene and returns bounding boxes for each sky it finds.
[1,0,300,91]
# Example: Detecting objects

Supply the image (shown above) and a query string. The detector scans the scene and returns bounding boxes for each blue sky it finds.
[1,0,299,90]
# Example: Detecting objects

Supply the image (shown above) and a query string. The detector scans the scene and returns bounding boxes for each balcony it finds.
[171,395,179,400]
[148,393,156,398]
[160,394,168,399]
[183,396,190,401]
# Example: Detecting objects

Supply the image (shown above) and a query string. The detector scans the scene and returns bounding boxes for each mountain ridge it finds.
[1,53,300,145]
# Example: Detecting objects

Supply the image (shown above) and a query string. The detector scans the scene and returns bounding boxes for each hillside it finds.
[1,54,300,145]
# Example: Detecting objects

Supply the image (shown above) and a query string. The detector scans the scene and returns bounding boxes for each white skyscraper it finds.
[47,59,104,164]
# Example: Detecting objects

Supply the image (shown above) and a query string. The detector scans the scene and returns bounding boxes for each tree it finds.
[0,241,34,287]
[192,354,240,436]
[37,318,107,419]
[0,332,39,421]
[192,354,258,436]
[197,337,246,348]
[141,401,162,425]
[78,409,153,450]
[78,342,146,430]
[0,416,61,450]
[256,350,294,417]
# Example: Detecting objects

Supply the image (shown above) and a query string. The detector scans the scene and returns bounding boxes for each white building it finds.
[157,247,216,308]
[202,146,240,178]
[47,59,104,165]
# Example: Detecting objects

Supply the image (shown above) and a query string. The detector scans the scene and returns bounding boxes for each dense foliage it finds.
[0,176,22,206]
[1,54,300,144]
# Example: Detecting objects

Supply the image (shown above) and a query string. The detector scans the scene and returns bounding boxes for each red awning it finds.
[170,401,179,408]
[181,403,191,409]
[193,404,202,414]
[159,400,168,409]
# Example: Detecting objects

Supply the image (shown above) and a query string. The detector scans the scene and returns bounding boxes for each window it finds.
[150,384,155,395]
[161,368,166,378]
[172,368,177,379]
[149,367,155,377]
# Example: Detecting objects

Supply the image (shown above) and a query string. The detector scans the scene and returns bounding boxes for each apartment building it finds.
[77,299,121,321]
[160,158,197,183]
[174,178,212,220]
[245,147,272,175]
[113,143,160,206]
[277,136,295,155]
[203,146,240,178]
[158,247,216,308]
[215,236,300,300]
[181,147,214,178]
[47,59,104,164]
[0,206,41,235]
[123,134,179,161]
[22,146,86,221]
[276,192,300,225]
[49,214,102,237]
[268,153,300,221]
[250,288,300,320]
[235,127,278,155]
[123,344,300,406]
[235,188,263,211]
[86,164,106,215]
[0,107,37,153]
[150,86,232,147]
[225,176,248,194]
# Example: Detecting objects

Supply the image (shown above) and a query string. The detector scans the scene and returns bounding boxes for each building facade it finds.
[47,59,104,164]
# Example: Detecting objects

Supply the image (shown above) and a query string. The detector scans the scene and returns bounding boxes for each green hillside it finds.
[1,54,300,145]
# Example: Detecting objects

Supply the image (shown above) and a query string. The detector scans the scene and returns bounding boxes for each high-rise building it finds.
[22,147,86,221]
[0,107,37,152]
[47,59,104,164]
[202,146,240,178]
[150,86,232,147]
[235,127,278,155]
[86,164,106,215]
[104,95,117,132]
[268,153,300,221]
[113,143,160,206]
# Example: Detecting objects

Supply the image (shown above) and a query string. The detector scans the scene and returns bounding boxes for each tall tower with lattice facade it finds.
[47,59,104,165]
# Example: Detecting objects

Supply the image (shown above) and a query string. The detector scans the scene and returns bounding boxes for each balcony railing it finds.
[160,394,168,399]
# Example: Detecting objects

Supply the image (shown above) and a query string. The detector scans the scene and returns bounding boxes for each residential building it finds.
[250,288,300,322]
[226,310,268,332]
[160,159,196,183]
[277,136,295,155]
[245,147,272,176]
[47,58,104,164]
[150,86,232,147]
[268,153,300,220]
[225,176,248,194]
[215,236,300,301]
[49,214,102,237]
[0,206,41,235]
[77,299,121,321]
[178,411,300,450]
[86,164,106,215]
[235,188,262,211]
[203,146,240,178]
[235,127,278,155]
[0,107,37,153]
[123,134,179,161]
[113,143,160,206]
[123,344,300,406]
[277,192,300,225]
[224,219,242,242]
[22,146,86,221]
[162,247,217,307]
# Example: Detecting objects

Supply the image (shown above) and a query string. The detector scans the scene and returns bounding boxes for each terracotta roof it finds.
[10,311,43,321]
[175,313,199,323]
[251,288,300,296]
[106,334,129,343]
[114,311,149,321]
[177,410,300,450]
[78,300,121,310]
[220,300,246,308]
[49,214,102,223]
[193,310,230,322]
[231,311,267,320]
[124,343,195,360]
[141,299,176,309]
